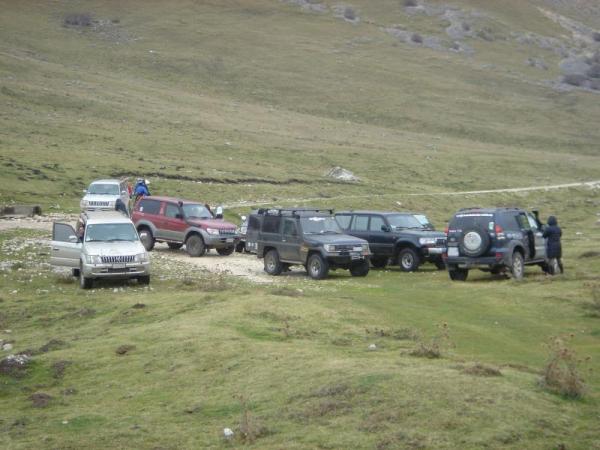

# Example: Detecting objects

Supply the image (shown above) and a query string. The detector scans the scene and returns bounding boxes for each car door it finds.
[349,214,370,243]
[368,215,393,256]
[280,219,301,262]
[516,213,534,260]
[527,213,546,260]
[50,223,81,268]
[162,202,187,242]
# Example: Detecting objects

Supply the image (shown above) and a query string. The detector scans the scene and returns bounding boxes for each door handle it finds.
[52,248,59,251]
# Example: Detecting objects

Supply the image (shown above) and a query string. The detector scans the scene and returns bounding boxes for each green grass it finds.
[1,0,600,448]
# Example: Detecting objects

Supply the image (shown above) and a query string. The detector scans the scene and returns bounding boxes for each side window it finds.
[369,216,386,232]
[351,215,369,231]
[248,216,261,231]
[262,216,281,233]
[53,223,76,242]
[283,219,298,237]
[517,213,530,230]
[335,214,352,230]
[164,203,180,219]
[138,199,161,215]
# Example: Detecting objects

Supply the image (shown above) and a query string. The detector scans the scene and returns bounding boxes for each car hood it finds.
[394,229,446,239]
[304,234,368,245]
[84,241,145,255]
[83,194,119,202]
[187,218,237,230]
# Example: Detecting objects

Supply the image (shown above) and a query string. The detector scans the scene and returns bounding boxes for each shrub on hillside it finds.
[409,323,452,358]
[540,336,588,399]
[404,0,418,6]
[586,64,600,79]
[63,13,92,27]
[411,33,423,44]
[343,7,356,21]
[563,74,587,87]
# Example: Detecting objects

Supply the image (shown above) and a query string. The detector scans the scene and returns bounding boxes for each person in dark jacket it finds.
[543,215,563,274]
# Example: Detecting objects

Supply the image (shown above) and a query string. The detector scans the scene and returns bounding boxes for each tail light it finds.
[444,226,449,235]
[495,252,503,261]
[494,224,503,234]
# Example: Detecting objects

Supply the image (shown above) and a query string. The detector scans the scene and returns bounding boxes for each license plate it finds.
[351,253,362,260]
[448,247,459,257]
[226,238,233,243]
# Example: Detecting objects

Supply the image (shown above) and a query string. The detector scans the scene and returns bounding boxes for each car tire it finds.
[167,243,183,250]
[448,267,468,281]
[72,268,80,278]
[264,249,283,276]
[139,228,155,251]
[350,260,370,277]
[217,246,235,256]
[79,267,93,289]
[547,258,560,276]
[398,248,420,272]
[307,253,329,280]
[138,275,151,285]
[235,242,245,253]
[510,251,524,280]
[186,234,206,257]
[371,257,388,269]
[459,227,490,257]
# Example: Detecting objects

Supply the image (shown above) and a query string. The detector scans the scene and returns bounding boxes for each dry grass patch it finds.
[540,336,588,399]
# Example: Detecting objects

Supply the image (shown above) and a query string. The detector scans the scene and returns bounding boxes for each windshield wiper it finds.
[320,230,341,234]
[107,238,134,242]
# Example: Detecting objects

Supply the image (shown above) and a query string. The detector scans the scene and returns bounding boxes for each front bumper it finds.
[326,251,371,265]
[204,234,240,248]
[82,261,150,278]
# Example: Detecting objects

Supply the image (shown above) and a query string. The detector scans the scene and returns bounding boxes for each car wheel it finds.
[510,251,524,280]
[434,260,446,270]
[79,267,93,289]
[448,267,468,281]
[139,228,155,251]
[350,260,370,277]
[167,243,183,250]
[138,275,151,285]
[371,257,388,269]
[307,253,329,280]
[72,268,80,278]
[186,234,206,257]
[217,246,235,256]
[264,249,283,275]
[235,241,245,253]
[547,258,559,276]
[398,248,420,272]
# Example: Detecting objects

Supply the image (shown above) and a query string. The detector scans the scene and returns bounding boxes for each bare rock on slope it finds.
[326,166,359,182]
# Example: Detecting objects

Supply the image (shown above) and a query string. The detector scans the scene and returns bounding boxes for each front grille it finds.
[335,245,358,252]
[436,238,447,246]
[101,255,135,264]
[89,201,110,207]
[219,229,236,235]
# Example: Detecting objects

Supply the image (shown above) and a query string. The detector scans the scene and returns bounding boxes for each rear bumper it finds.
[445,255,507,268]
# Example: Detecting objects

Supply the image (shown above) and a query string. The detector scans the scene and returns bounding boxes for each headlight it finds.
[135,253,149,263]
[85,255,102,264]
[206,228,220,236]
[324,244,337,252]
[419,237,437,245]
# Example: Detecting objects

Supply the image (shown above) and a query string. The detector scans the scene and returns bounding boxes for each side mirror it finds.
[175,213,183,219]
[68,235,79,243]
[381,225,391,232]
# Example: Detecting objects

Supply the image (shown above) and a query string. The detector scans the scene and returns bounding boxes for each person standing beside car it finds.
[543,215,563,274]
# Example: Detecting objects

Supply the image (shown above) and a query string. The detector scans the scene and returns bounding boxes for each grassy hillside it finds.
[0,0,599,212]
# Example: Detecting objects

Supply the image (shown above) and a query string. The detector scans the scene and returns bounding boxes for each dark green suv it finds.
[255,208,371,280]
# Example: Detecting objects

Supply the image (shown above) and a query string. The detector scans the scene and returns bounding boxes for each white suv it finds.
[80,179,130,212]
[50,211,150,289]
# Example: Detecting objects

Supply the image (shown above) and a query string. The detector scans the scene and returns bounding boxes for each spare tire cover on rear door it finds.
[459,227,490,257]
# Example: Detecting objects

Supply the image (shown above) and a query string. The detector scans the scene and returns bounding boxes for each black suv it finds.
[445,207,548,281]
[335,211,447,271]
[255,208,371,279]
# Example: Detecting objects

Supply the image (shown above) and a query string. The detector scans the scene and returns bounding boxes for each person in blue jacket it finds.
[132,178,151,203]
[543,215,563,274]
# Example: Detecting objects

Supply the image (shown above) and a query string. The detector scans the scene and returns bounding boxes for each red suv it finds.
[132,196,240,256]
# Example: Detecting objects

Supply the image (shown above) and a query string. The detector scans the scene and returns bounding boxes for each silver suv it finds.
[50,211,150,289]
[80,179,130,212]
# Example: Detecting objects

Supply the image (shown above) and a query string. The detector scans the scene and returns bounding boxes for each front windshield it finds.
[387,214,426,229]
[85,223,139,242]
[182,204,213,219]
[413,214,434,230]
[88,183,120,195]
[300,216,342,234]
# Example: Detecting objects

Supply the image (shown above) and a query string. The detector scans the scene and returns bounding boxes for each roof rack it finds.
[256,207,334,217]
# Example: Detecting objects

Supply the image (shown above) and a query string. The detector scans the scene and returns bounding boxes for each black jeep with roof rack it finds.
[444,207,550,281]
[255,208,371,279]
